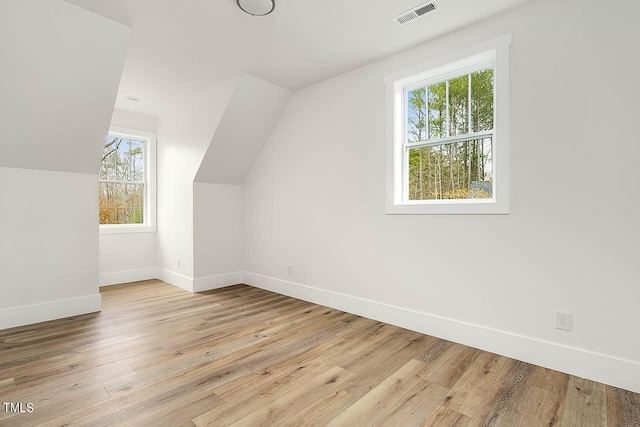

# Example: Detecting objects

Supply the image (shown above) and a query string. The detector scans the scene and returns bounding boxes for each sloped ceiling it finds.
[0,0,130,174]
[194,74,291,185]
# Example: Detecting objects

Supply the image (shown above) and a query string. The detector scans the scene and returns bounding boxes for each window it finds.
[99,126,156,233]
[385,34,511,214]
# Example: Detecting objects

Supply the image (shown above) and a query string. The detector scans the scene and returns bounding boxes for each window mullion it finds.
[403,145,409,202]
[445,79,450,138]
[468,73,472,133]
[402,87,409,202]
[98,179,144,185]
[407,130,494,149]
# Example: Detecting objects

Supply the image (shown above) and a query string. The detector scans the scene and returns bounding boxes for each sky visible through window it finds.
[100,136,144,182]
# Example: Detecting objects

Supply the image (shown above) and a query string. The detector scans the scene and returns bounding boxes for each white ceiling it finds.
[66,0,531,116]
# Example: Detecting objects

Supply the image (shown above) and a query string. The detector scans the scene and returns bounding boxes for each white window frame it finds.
[99,126,157,234]
[385,34,511,215]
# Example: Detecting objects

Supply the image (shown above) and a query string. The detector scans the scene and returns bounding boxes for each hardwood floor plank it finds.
[467,359,533,427]
[424,344,481,389]
[334,328,435,387]
[420,405,471,427]
[213,361,322,403]
[327,359,432,426]
[89,381,224,427]
[109,355,250,398]
[194,362,324,426]
[469,361,567,427]
[445,351,508,417]
[127,328,270,377]
[518,384,564,427]
[559,376,608,427]
[607,386,640,427]
[238,312,357,373]
[293,388,355,427]
[341,322,396,355]
[228,365,357,426]
[374,379,450,426]
[529,363,570,398]
[0,377,16,392]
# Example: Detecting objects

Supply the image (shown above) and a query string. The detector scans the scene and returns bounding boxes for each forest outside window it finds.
[99,127,156,233]
[385,35,511,214]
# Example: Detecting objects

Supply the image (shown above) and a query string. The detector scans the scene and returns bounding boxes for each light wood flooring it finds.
[1,280,638,426]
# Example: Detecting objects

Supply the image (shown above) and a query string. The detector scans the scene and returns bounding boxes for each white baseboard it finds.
[102,269,243,293]
[193,271,244,292]
[157,269,194,292]
[99,267,158,286]
[243,272,640,394]
[0,294,102,330]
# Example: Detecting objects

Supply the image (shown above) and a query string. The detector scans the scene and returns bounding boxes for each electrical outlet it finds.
[555,311,572,331]
[287,264,293,275]
[177,258,181,268]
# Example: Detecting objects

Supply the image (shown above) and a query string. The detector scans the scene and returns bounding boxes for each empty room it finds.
[1,0,639,425]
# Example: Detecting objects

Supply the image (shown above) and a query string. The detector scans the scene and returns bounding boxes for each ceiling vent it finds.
[393,1,437,26]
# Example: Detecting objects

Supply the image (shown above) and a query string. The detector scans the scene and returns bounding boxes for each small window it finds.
[99,127,156,233]
[385,34,511,214]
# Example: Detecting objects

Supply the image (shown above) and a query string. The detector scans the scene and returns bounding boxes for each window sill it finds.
[99,224,157,234]
[386,199,508,215]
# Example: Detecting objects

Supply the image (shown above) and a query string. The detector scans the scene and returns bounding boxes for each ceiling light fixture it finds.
[237,0,275,16]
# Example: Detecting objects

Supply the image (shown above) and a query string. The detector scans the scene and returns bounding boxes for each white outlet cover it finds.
[555,311,572,331]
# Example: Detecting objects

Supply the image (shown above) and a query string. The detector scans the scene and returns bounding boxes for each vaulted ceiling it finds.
[66,0,532,116]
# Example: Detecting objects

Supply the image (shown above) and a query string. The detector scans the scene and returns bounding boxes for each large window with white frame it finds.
[385,34,511,214]
[99,127,156,233]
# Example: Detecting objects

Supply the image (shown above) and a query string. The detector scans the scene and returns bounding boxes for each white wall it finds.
[157,77,238,290]
[99,109,159,286]
[0,0,129,329]
[193,183,244,291]
[111,109,158,135]
[243,0,640,392]
[0,168,101,329]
